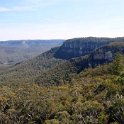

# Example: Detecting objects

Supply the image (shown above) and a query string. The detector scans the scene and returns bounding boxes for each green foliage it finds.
[109,99,124,124]
[55,111,70,124]
[44,119,59,124]
[0,41,124,123]
[111,54,124,75]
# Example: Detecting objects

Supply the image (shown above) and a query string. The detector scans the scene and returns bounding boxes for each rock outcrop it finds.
[54,37,124,59]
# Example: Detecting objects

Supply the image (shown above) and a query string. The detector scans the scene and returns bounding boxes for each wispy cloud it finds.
[25,0,82,6]
[0,0,56,12]
[0,0,44,12]
[0,6,34,12]
[0,7,11,12]
[24,0,59,8]
[0,0,82,12]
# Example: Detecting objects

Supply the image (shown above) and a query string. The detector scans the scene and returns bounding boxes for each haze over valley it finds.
[0,40,63,66]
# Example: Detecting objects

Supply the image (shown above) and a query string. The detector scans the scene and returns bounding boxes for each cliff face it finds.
[54,37,124,60]
[54,37,112,59]
[65,42,124,74]
[88,42,124,67]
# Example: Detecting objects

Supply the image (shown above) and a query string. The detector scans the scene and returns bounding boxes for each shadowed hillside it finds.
[54,37,124,59]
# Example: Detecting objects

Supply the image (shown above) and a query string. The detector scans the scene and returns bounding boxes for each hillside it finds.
[0,37,124,124]
[0,47,65,83]
[35,42,124,86]
[0,37,124,85]
[0,40,63,65]
[0,54,123,124]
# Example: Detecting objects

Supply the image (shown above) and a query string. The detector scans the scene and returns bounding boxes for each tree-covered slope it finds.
[0,54,123,124]
[0,37,124,85]
[0,48,65,83]
[35,42,124,86]
[0,38,124,124]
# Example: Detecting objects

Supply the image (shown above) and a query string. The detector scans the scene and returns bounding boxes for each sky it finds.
[0,0,124,40]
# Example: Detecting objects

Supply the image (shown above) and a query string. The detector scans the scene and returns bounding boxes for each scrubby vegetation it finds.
[0,38,124,123]
[0,54,124,124]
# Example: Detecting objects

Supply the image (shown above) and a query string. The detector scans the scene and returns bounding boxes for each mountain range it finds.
[0,40,63,65]
[0,37,124,85]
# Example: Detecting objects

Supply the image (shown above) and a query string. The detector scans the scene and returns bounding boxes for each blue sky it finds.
[0,0,124,40]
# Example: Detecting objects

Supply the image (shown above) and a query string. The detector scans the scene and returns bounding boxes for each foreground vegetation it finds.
[0,54,124,124]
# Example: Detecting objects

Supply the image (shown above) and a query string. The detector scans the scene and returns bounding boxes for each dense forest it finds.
[0,54,124,124]
[0,37,124,124]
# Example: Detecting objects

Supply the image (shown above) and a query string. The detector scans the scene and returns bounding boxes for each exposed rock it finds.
[54,37,124,60]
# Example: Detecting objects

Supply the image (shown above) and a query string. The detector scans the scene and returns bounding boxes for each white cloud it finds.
[0,0,56,12]
[0,6,34,12]
[0,0,84,12]
[24,0,59,8]
[0,7,11,12]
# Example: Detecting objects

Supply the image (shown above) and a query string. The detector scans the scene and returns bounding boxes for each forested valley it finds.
[0,37,124,124]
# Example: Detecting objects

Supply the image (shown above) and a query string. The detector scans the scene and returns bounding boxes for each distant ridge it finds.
[0,39,64,65]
